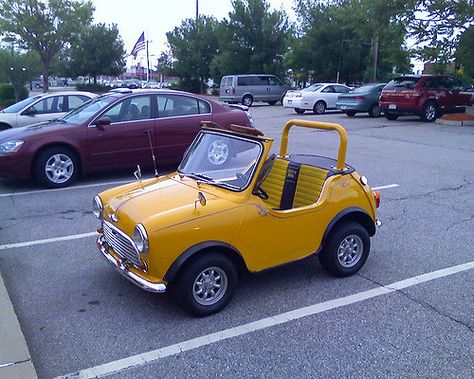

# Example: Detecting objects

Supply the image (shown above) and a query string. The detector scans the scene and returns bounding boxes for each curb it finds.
[436,119,474,127]
[0,271,37,378]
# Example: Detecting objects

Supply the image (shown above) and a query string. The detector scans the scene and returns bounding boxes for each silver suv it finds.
[219,74,290,107]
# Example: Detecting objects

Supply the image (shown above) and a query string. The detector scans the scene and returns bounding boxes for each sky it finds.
[92,0,296,68]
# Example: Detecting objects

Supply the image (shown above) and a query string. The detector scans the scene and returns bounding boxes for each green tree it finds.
[408,0,474,63]
[0,0,94,92]
[166,16,219,93]
[0,46,41,100]
[456,26,474,79]
[63,23,125,84]
[210,0,290,81]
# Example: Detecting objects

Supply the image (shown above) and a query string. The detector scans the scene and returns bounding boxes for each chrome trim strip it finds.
[97,235,166,293]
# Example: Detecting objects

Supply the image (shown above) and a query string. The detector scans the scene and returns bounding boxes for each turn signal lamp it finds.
[374,191,381,208]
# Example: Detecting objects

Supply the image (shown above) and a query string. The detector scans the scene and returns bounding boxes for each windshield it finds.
[384,78,419,90]
[178,132,263,191]
[1,96,41,113]
[302,83,323,92]
[61,95,116,124]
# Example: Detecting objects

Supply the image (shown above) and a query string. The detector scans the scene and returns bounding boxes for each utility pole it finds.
[196,0,199,21]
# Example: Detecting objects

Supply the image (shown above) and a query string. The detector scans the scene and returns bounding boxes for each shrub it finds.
[0,83,28,108]
[75,83,110,93]
[173,79,206,94]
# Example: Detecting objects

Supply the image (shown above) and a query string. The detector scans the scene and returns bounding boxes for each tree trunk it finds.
[94,75,97,85]
[372,34,379,82]
[42,59,49,93]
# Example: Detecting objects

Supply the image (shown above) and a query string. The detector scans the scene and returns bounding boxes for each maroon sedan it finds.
[0,89,255,188]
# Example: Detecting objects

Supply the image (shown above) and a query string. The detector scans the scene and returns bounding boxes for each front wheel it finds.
[368,104,381,118]
[35,147,79,188]
[420,101,437,122]
[313,100,326,115]
[173,253,238,316]
[318,222,370,277]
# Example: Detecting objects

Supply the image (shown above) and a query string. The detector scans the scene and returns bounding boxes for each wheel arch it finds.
[31,142,83,178]
[322,207,376,246]
[0,122,12,130]
[164,241,248,283]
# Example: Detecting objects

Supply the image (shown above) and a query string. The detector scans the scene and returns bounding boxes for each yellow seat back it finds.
[260,158,289,208]
[293,165,328,208]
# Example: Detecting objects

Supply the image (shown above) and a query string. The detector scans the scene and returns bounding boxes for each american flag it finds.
[130,32,145,58]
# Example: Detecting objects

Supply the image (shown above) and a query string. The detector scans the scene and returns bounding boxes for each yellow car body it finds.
[94,120,379,316]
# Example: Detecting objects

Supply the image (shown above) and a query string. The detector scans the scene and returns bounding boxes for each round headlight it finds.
[92,196,103,219]
[132,224,149,254]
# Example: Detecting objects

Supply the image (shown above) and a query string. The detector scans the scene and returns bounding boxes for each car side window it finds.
[29,96,65,114]
[322,86,335,93]
[157,95,200,117]
[268,76,282,86]
[68,95,89,111]
[334,85,350,93]
[198,99,211,114]
[237,76,252,86]
[101,95,153,123]
[252,76,269,86]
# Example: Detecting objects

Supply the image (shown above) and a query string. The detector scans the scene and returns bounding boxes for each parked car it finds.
[123,79,141,89]
[0,89,255,188]
[219,74,291,106]
[93,119,380,316]
[336,83,386,117]
[0,91,96,130]
[379,75,473,122]
[142,80,161,89]
[283,83,351,114]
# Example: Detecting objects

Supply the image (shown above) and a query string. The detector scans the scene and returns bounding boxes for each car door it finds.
[321,85,339,108]
[268,76,285,101]
[86,95,157,171]
[154,94,211,163]
[18,95,66,127]
[251,75,270,102]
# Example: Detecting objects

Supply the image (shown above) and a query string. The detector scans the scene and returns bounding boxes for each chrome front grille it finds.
[102,221,140,267]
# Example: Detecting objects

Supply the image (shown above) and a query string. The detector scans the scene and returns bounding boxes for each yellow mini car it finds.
[93,120,380,316]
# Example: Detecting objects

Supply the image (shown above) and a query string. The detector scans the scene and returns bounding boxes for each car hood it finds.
[0,120,74,142]
[102,175,240,231]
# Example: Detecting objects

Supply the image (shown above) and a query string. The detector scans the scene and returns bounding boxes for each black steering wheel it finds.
[252,154,276,200]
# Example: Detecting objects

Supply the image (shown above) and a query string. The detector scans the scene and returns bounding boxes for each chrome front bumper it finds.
[97,235,166,293]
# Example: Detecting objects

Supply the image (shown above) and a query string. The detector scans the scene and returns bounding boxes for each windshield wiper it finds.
[187,172,240,190]
[189,172,214,182]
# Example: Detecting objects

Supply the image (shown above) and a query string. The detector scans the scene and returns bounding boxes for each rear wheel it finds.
[368,104,381,118]
[345,111,356,117]
[242,95,253,107]
[421,101,438,122]
[319,222,370,277]
[313,101,326,115]
[173,253,238,316]
[294,108,305,114]
[385,113,398,120]
[35,147,79,188]
[267,101,277,106]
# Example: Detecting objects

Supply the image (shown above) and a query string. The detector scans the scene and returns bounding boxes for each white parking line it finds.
[0,232,97,251]
[56,260,474,379]
[372,184,399,190]
[0,180,131,198]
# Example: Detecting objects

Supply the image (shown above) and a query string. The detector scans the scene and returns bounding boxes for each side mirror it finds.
[94,116,111,130]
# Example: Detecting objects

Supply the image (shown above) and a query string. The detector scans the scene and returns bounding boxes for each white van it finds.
[219,74,290,106]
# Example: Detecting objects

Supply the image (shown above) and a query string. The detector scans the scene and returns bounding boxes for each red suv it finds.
[379,75,473,122]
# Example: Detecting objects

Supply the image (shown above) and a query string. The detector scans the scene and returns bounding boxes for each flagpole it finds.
[146,38,150,82]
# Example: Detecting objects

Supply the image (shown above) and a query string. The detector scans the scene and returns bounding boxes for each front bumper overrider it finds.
[97,235,166,293]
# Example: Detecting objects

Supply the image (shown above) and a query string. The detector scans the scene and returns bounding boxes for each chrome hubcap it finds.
[207,140,229,165]
[45,154,74,184]
[193,266,228,306]
[315,102,325,113]
[425,105,436,120]
[337,234,363,268]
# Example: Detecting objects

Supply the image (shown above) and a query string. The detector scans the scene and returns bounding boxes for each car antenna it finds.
[146,130,159,177]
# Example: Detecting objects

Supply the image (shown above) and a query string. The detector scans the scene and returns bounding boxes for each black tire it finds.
[173,253,238,317]
[318,222,370,277]
[34,147,79,188]
[385,113,398,121]
[345,111,356,117]
[420,101,437,122]
[368,104,381,118]
[242,95,253,107]
[267,101,277,106]
[0,123,11,131]
[313,100,326,114]
[294,108,305,114]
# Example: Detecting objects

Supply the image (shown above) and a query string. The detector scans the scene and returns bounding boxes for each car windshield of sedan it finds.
[351,84,378,93]
[1,95,41,113]
[61,95,116,124]
[178,132,263,191]
[302,83,323,92]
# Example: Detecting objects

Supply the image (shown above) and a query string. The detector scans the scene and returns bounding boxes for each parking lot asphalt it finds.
[1,103,473,378]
